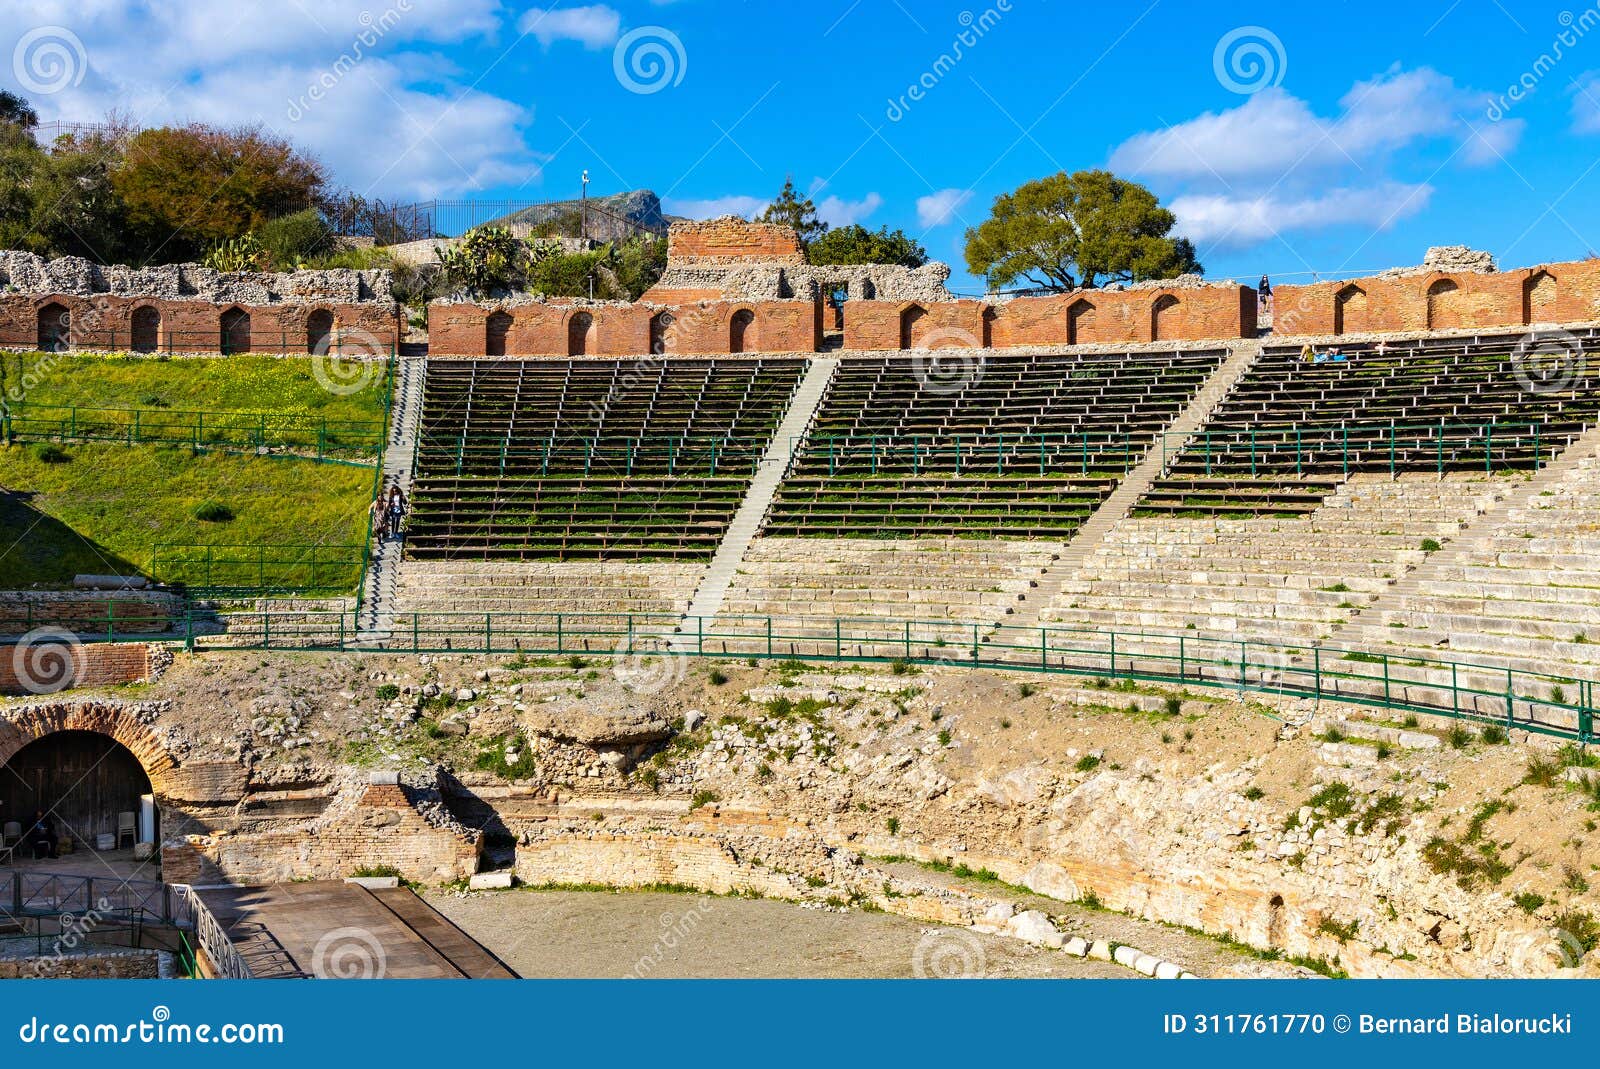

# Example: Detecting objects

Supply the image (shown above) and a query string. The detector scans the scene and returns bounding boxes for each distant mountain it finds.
[489,190,683,242]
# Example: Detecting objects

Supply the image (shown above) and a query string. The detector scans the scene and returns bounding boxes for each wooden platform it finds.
[196,881,516,979]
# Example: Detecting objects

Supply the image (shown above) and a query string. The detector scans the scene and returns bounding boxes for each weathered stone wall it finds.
[0,948,168,979]
[0,591,178,636]
[164,774,481,885]
[1272,256,1600,337]
[987,284,1256,347]
[665,217,805,265]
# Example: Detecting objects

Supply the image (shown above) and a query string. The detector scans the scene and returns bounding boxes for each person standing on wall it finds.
[1258,275,1272,312]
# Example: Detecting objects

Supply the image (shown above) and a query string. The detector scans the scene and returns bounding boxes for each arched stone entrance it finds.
[1,731,153,851]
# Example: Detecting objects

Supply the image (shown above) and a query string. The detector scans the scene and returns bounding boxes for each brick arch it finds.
[1333,283,1367,335]
[566,310,596,356]
[0,700,179,795]
[36,300,71,352]
[1066,298,1096,345]
[130,304,161,353]
[485,310,512,356]
[1150,293,1180,341]
[1523,269,1557,324]
[306,307,335,353]
[729,308,756,353]
[898,303,929,349]
[1425,277,1462,330]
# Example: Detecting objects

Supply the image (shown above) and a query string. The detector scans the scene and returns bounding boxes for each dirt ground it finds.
[426,888,1129,979]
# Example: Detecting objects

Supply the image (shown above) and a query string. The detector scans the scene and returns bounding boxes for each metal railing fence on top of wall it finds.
[5,608,1593,743]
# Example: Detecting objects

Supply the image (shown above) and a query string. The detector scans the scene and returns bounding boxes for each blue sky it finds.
[7,0,1600,291]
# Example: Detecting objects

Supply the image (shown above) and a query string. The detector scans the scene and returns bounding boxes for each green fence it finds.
[150,543,367,596]
[1161,421,1558,477]
[17,609,1560,742]
[2,403,385,460]
[792,431,1146,476]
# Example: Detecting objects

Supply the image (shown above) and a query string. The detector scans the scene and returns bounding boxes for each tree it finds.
[112,124,326,262]
[807,224,927,267]
[256,207,337,269]
[757,176,827,246]
[0,91,37,130]
[964,170,1201,292]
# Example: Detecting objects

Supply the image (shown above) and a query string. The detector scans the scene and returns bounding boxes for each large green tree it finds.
[113,124,326,262]
[807,224,927,267]
[757,176,827,246]
[0,90,37,130]
[964,169,1200,291]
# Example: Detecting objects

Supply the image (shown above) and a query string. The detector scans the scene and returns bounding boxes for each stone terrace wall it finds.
[1272,255,1600,337]
[0,643,156,695]
[0,250,400,353]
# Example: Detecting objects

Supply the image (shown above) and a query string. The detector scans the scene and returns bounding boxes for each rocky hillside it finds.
[489,189,679,242]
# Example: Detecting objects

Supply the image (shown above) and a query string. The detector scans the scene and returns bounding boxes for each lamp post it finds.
[580,169,589,243]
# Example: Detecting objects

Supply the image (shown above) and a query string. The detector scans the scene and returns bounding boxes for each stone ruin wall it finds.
[0,250,401,354]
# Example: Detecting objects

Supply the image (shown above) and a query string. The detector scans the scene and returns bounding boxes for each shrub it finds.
[1420,538,1442,553]
[1480,724,1508,745]
[374,683,399,701]
[1523,756,1562,787]
[1513,892,1545,914]
[1164,695,1183,716]
[1445,725,1472,749]
[889,658,911,675]
[689,789,720,811]
[937,729,952,746]
[193,501,235,522]
[1075,754,1102,773]
[1018,682,1037,698]
[32,443,70,464]
[707,668,728,686]
[1243,786,1265,801]
[1316,916,1359,942]
[885,816,900,834]
[1553,910,1600,955]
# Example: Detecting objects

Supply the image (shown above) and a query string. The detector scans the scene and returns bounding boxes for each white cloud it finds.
[1108,66,1511,251]
[4,1,544,201]
[816,192,881,228]
[1110,68,1517,183]
[517,5,622,49]
[662,195,769,219]
[916,188,973,228]
[1169,183,1433,248]
[1571,71,1600,134]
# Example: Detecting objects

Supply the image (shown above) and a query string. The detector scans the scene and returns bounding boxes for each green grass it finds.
[0,441,373,588]
[1,352,387,422]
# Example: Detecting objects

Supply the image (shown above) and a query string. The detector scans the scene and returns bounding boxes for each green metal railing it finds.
[1,403,385,460]
[417,433,765,478]
[21,328,394,358]
[5,608,1573,741]
[150,543,366,596]
[1161,421,1559,478]
[354,353,399,620]
[793,430,1146,477]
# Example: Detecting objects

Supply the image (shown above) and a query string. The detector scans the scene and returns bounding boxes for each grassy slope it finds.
[0,352,387,422]
[0,442,374,588]
[0,353,385,589]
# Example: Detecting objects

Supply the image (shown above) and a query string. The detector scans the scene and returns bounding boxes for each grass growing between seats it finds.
[0,441,373,588]
[0,352,388,422]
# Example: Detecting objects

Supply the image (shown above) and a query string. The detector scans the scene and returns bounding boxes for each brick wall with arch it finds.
[1270,257,1600,337]
[0,295,400,354]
